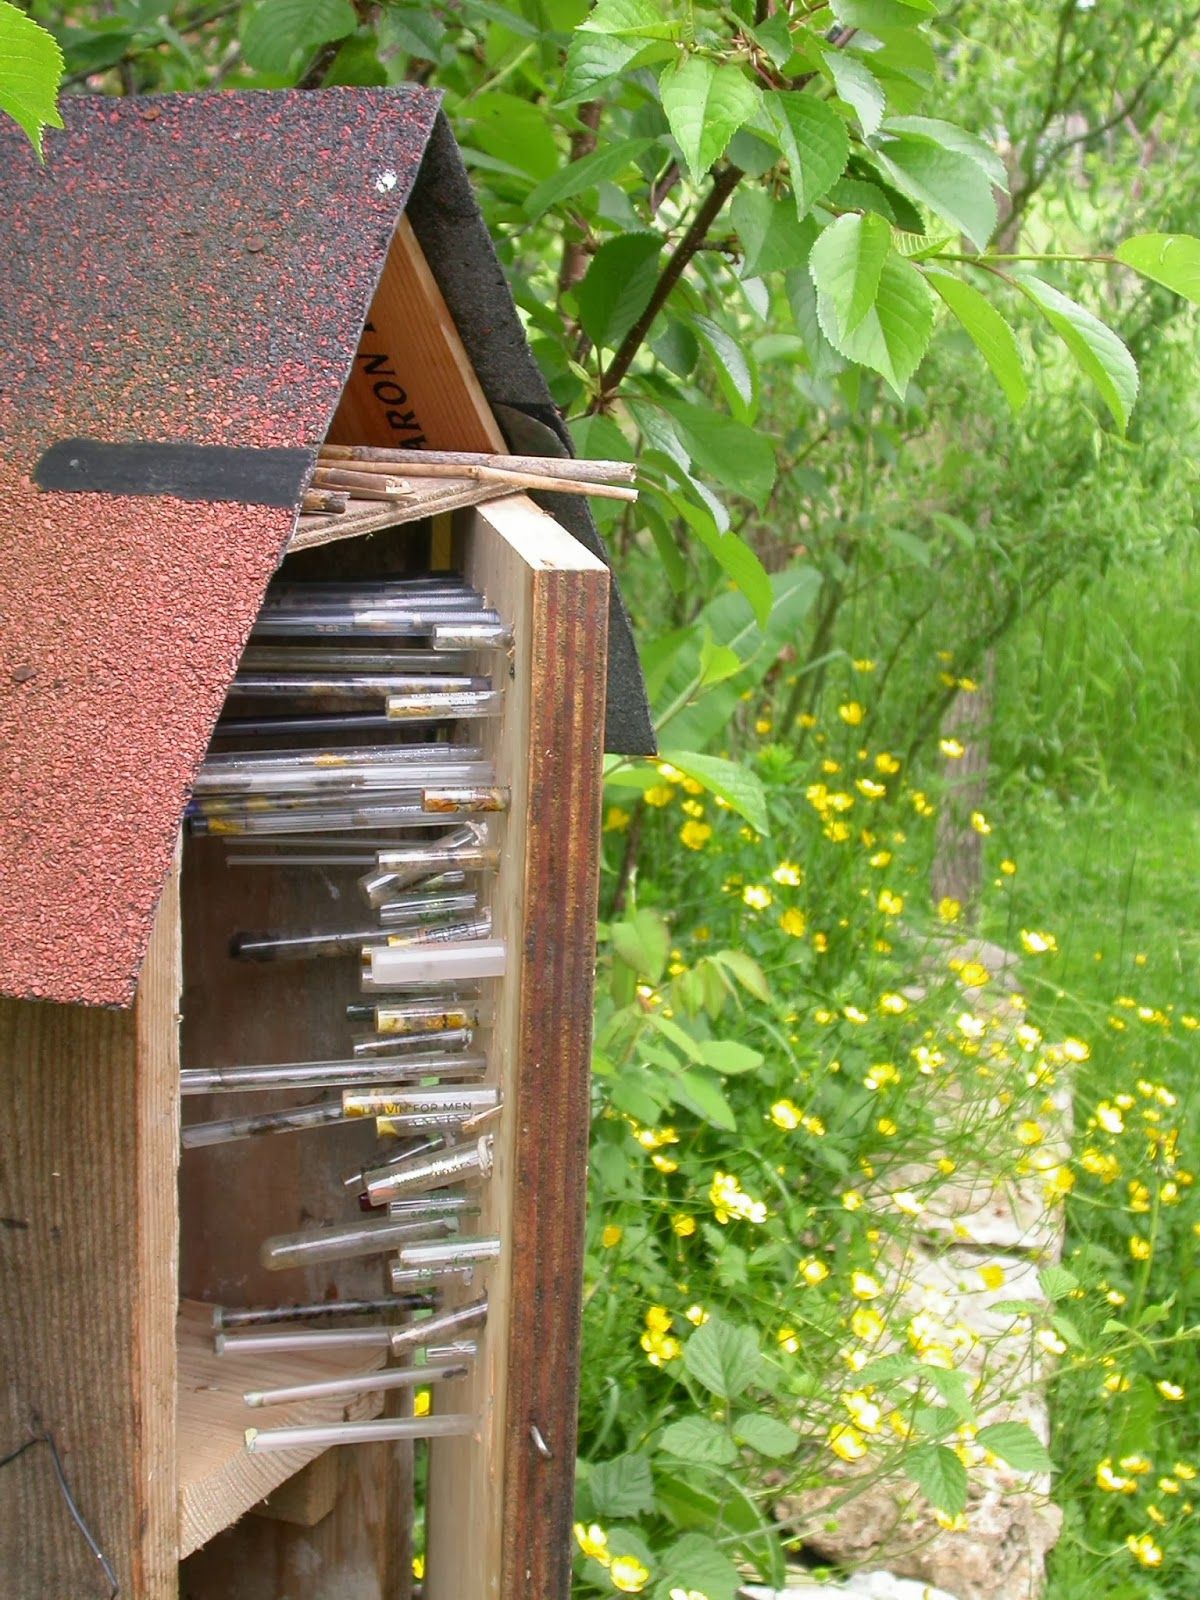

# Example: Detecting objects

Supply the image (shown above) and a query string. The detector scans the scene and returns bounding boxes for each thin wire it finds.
[0,1432,119,1597]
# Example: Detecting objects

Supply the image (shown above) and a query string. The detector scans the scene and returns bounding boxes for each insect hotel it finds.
[0,87,651,1599]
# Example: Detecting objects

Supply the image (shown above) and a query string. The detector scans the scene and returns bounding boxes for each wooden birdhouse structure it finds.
[0,87,651,1600]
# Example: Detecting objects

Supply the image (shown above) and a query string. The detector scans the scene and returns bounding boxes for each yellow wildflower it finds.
[679,820,712,850]
[685,1304,708,1325]
[838,701,866,726]
[610,1554,651,1592]
[1020,929,1058,955]
[851,1270,882,1300]
[843,1391,883,1432]
[857,777,886,799]
[777,1327,800,1355]
[742,883,773,911]
[779,908,807,938]
[937,896,962,923]
[772,859,803,886]
[671,1214,696,1238]
[770,1098,801,1131]
[605,806,632,832]
[799,1257,830,1286]
[842,1189,864,1212]
[1097,1459,1138,1494]
[413,1389,431,1418]
[969,810,992,834]
[1000,858,1017,874]
[1158,1380,1185,1401]
[828,1424,868,1462]
[575,1522,611,1564]
[939,737,965,759]
[601,1225,623,1248]
[879,992,908,1014]
[1016,1121,1044,1147]
[851,1306,885,1341]
[978,1265,1006,1290]
[1125,1533,1163,1569]
[875,751,901,774]
[709,1170,767,1225]
[877,888,904,916]
[644,784,674,807]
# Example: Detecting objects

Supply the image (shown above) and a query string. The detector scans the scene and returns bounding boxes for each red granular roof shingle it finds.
[0,87,441,1006]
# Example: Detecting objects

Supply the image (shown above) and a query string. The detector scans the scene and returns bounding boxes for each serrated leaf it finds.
[662,399,777,509]
[1037,1264,1080,1302]
[734,1412,799,1457]
[698,634,745,687]
[576,232,662,351]
[655,486,773,623]
[588,1451,657,1517]
[904,1443,968,1516]
[1019,276,1139,431]
[658,750,768,834]
[1115,232,1200,306]
[658,1532,743,1600]
[577,0,684,39]
[730,189,814,278]
[376,5,445,62]
[711,949,771,1002]
[884,116,1007,190]
[816,249,933,397]
[826,176,897,221]
[0,1,64,157]
[751,13,796,69]
[661,57,761,183]
[241,0,357,74]
[922,1365,975,1423]
[684,1318,763,1399]
[872,133,998,249]
[925,266,1027,412]
[524,137,657,218]
[825,51,885,137]
[658,1415,739,1465]
[611,907,670,982]
[976,1421,1053,1474]
[764,91,850,217]
[654,1470,786,1589]
[809,212,892,338]
[688,315,756,419]
[833,0,936,26]
[560,30,644,100]
[669,1068,737,1131]
[697,1038,765,1075]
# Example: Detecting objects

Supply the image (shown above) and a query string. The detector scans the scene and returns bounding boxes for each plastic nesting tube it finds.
[426,1339,478,1362]
[342,1135,447,1193]
[397,1237,501,1269]
[230,901,479,962]
[364,1137,493,1207]
[251,607,502,639]
[390,1263,478,1289]
[244,1360,469,1409]
[349,998,483,1033]
[182,1100,347,1148]
[192,799,490,838]
[181,1052,484,1096]
[386,690,504,722]
[432,621,513,651]
[226,673,492,702]
[238,647,473,673]
[259,1214,454,1272]
[363,940,507,990]
[344,1087,498,1121]
[387,1194,475,1219]
[213,1295,434,1329]
[350,1030,476,1061]
[388,1296,488,1354]
[216,712,395,737]
[193,761,492,797]
[246,1415,477,1452]
[378,892,480,927]
[217,1326,395,1355]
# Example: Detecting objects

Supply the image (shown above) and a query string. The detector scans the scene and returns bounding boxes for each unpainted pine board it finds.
[327,217,506,453]
[177,1299,386,1556]
[253,1450,341,1528]
[0,860,181,1600]
[423,496,609,1600]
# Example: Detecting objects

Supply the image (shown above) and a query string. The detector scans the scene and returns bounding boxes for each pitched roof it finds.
[0,87,650,1008]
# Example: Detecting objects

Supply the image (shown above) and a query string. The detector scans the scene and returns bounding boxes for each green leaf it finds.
[524,137,657,218]
[656,1532,743,1600]
[1115,233,1200,306]
[1037,1264,1080,1302]
[654,1469,786,1588]
[925,266,1027,413]
[731,189,814,277]
[903,1443,968,1516]
[684,1318,763,1399]
[658,750,768,834]
[376,5,445,62]
[697,1039,765,1075]
[734,1412,799,1457]
[241,0,357,73]
[1018,276,1139,431]
[662,400,777,509]
[825,51,885,137]
[750,13,796,69]
[653,484,773,624]
[816,249,933,397]
[658,1416,738,1466]
[611,907,670,983]
[660,57,761,183]
[698,634,745,687]
[0,1,63,157]
[922,1365,975,1423]
[577,0,685,39]
[832,0,936,27]
[588,1451,657,1517]
[872,133,998,250]
[688,315,756,420]
[576,232,662,351]
[669,1069,737,1131]
[561,30,644,101]
[763,91,850,217]
[884,116,1007,190]
[976,1421,1053,1474]
[710,949,771,1003]
[809,212,893,338]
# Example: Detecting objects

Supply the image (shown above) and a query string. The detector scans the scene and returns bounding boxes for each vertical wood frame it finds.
[0,863,180,1598]
[424,495,609,1600]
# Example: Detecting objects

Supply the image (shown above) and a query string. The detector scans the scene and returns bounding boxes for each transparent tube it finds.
[426,1340,478,1362]
[226,673,491,703]
[216,1326,394,1355]
[216,712,396,737]
[238,647,473,673]
[193,761,492,797]
[397,1237,501,1269]
[191,800,489,838]
[252,607,502,639]
[344,1087,498,1121]
[343,1135,447,1193]
[390,1262,478,1289]
[182,1100,347,1148]
[348,998,483,1033]
[259,1214,454,1272]
[244,1360,470,1408]
[230,903,479,962]
[432,621,513,651]
[389,1297,487,1354]
[378,893,481,928]
[364,1137,493,1206]
[181,1052,485,1095]
[245,1414,477,1452]
[214,1295,435,1329]
[349,1030,476,1060]
[388,1194,475,1219]
[204,743,484,774]
[362,855,499,907]
[363,941,507,990]
[386,690,504,722]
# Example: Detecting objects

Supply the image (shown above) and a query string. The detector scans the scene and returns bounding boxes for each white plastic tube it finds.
[244,1360,469,1408]
[246,1414,476,1451]
[363,941,507,990]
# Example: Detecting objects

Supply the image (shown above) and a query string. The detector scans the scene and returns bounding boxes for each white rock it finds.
[740,1571,963,1599]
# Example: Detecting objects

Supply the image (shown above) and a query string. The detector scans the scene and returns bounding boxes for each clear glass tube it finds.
[397,1237,501,1268]
[213,1295,435,1329]
[244,1360,470,1409]
[259,1214,454,1272]
[388,1297,487,1354]
[230,903,480,962]
[387,1194,475,1219]
[378,893,481,928]
[344,1087,498,1121]
[343,1135,447,1193]
[194,762,492,797]
[390,1262,478,1288]
[216,1326,395,1355]
[226,673,491,703]
[182,1100,347,1148]
[238,647,473,673]
[205,743,483,773]
[362,940,507,990]
[245,1414,476,1452]
[426,1340,478,1362]
[349,1030,476,1060]
[191,800,490,838]
[364,1137,493,1206]
[432,621,513,650]
[386,690,504,722]
[348,998,483,1033]
[181,1052,485,1095]
[251,607,502,639]
[216,712,396,737]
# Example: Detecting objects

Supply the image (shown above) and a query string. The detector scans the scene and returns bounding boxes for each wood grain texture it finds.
[177,1300,386,1556]
[422,496,609,1600]
[0,860,180,1599]
[327,218,505,454]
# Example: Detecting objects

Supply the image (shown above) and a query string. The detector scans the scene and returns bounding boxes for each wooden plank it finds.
[177,1300,386,1556]
[253,1452,341,1529]
[423,496,609,1600]
[327,217,505,453]
[0,860,180,1599]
